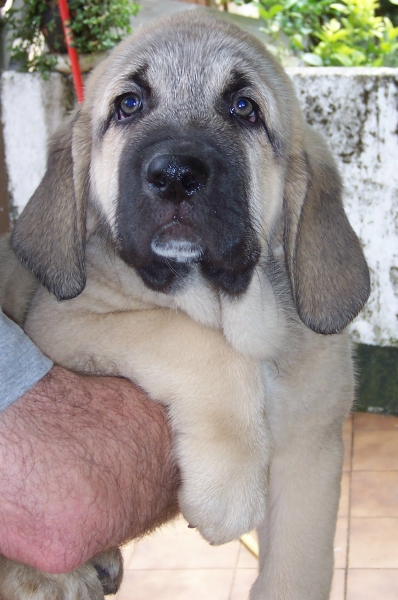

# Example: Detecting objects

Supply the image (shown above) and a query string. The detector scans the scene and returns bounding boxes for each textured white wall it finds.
[1,68,397,346]
[0,71,70,218]
[288,68,398,347]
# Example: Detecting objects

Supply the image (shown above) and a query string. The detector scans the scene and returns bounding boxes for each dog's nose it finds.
[146,154,208,202]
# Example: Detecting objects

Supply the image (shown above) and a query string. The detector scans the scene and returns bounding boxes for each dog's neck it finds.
[85,235,292,362]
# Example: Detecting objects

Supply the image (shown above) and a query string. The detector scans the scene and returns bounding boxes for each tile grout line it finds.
[344,413,355,600]
[350,470,398,472]
[227,541,243,600]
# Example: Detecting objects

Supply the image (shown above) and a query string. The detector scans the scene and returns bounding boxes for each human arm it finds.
[0,366,179,574]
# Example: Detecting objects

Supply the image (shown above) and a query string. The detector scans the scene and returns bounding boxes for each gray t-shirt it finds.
[0,308,53,410]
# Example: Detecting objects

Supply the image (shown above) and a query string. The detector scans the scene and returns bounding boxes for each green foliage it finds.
[4,0,140,78]
[256,0,333,55]
[311,0,398,66]
[5,0,57,77]
[68,0,139,55]
[234,0,398,66]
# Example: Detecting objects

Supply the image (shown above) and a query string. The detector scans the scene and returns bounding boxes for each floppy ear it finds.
[11,109,91,300]
[284,128,370,335]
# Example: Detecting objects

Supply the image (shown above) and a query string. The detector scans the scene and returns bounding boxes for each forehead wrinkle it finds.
[147,52,283,148]
[89,17,289,148]
[143,44,241,118]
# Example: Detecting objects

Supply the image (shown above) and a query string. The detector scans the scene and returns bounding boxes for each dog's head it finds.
[11,10,369,334]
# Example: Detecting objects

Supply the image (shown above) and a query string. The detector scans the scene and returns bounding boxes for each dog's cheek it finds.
[90,134,124,231]
[242,136,284,261]
[114,146,158,267]
[257,152,284,245]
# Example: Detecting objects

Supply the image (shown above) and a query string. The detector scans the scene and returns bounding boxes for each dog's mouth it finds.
[151,223,205,264]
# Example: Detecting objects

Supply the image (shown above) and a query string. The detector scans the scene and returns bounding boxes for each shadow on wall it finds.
[0,113,8,234]
[355,344,398,416]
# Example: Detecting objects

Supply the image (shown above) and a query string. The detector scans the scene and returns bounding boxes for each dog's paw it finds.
[0,550,123,600]
[178,447,269,545]
[90,548,124,595]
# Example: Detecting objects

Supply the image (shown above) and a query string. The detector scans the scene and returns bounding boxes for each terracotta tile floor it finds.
[115,412,398,599]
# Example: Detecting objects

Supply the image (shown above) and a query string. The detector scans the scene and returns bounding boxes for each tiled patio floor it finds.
[115,412,398,599]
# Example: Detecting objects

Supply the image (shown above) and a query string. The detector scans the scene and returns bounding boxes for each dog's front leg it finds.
[26,299,271,546]
[251,333,352,600]
[252,428,344,600]
[164,337,271,545]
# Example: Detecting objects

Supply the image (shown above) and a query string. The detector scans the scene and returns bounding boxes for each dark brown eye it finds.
[230,97,257,123]
[118,93,143,119]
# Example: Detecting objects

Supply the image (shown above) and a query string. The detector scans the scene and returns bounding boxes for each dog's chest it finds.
[90,247,286,362]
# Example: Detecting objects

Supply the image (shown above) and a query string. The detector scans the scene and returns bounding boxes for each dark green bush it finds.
[378,0,398,24]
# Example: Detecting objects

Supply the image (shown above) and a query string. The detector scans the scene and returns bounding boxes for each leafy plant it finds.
[256,0,333,55]
[232,0,398,66]
[310,0,398,66]
[4,0,140,77]
[68,0,139,55]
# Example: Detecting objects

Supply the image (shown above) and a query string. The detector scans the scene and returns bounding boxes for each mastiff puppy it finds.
[0,10,369,600]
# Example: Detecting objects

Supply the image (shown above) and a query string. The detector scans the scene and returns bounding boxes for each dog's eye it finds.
[117,93,143,119]
[230,97,257,123]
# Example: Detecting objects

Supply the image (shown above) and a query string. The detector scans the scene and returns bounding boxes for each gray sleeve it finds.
[0,308,53,410]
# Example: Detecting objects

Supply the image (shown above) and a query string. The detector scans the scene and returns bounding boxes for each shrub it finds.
[4,0,140,77]
[233,0,398,66]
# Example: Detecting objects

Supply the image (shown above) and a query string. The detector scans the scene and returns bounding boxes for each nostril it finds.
[153,174,167,190]
[180,172,198,193]
[146,163,169,190]
[146,154,209,202]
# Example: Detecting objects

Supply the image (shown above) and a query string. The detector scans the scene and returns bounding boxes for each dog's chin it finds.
[127,223,259,296]
[151,223,205,264]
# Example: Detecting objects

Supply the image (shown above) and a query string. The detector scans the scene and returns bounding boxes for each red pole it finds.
[57,0,84,103]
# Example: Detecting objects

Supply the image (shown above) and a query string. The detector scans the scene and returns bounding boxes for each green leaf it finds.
[258,6,270,20]
[302,52,324,65]
[331,53,354,66]
[270,21,281,33]
[268,4,284,18]
[330,3,349,13]
[388,27,398,40]
[328,18,342,33]
[292,33,304,49]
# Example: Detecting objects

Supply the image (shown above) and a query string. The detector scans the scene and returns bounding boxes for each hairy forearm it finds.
[0,366,179,573]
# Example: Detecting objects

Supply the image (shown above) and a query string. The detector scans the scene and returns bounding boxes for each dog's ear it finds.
[11,109,91,300]
[284,129,370,335]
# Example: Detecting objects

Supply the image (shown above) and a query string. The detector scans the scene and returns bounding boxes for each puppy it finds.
[0,10,369,600]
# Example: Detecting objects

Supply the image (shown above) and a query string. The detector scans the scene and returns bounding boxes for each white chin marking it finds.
[151,239,203,263]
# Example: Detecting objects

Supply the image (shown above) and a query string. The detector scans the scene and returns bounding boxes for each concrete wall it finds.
[288,68,398,347]
[1,67,397,347]
[0,71,71,219]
